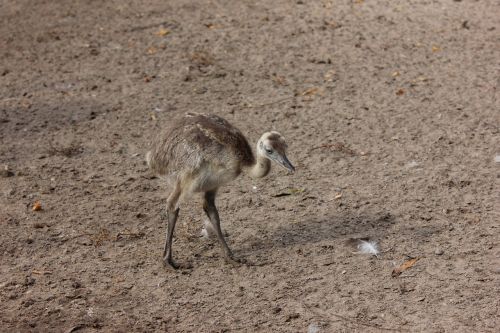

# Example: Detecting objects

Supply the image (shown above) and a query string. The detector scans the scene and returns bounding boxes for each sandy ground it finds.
[1,0,499,332]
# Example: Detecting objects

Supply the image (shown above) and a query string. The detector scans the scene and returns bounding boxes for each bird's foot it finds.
[224,255,250,267]
[163,257,192,270]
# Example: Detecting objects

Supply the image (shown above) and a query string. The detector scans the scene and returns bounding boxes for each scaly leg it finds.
[162,182,190,269]
[203,190,245,265]
[163,207,180,268]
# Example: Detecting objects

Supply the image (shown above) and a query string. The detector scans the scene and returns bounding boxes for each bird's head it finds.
[258,131,295,173]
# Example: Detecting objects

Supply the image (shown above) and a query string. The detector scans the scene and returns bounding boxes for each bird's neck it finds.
[248,152,271,179]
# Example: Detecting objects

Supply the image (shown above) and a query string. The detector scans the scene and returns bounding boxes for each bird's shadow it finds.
[239,211,396,254]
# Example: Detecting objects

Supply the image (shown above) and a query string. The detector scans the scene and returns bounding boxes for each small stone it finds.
[463,194,474,204]
[0,169,14,177]
[194,87,207,94]
[24,276,36,286]
[308,322,321,333]
[71,280,82,289]
[285,313,300,322]
[406,161,419,168]
[495,155,500,163]
[435,248,444,255]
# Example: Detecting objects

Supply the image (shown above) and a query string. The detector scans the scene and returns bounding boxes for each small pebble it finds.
[285,313,300,322]
[435,249,444,255]
[406,161,419,168]
[0,169,14,177]
[494,155,500,163]
[308,323,321,333]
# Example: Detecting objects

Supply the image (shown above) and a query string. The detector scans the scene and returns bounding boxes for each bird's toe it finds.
[163,258,192,270]
[224,255,248,267]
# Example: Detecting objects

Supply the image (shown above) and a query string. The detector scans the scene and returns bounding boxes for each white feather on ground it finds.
[200,218,230,239]
[200,218,216,239]
[357,239,380,257]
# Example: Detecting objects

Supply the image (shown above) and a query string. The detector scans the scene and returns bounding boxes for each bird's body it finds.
[147,113,294,268]
[147,113,255,197]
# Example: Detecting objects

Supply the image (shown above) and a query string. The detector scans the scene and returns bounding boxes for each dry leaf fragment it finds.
[392,71,400,77]
[190,51,215,67]
[334,193,342,199]
[431,45,441,52]
[396,88,405,96]
[92,228,111,246]
[271,74,287,86]
[301,87,320,96]
[392,257,420,277]
[324,20,340,28]
[204,23,222,29]
[155,28,170,36]
[147,47,157,55]
[115,231,145,241]
[324,69,336,82]
[32,269,52,275]
[32,201,42,211]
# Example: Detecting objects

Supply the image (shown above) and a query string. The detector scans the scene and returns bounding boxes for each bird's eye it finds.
[265,148,273,154]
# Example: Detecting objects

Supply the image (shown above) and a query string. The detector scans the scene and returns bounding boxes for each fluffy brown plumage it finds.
[148,113,254,175]
[147,113,255,196]
[147,112,294,269]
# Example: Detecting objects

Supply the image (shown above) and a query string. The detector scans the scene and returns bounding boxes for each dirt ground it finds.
[1,0,499,332]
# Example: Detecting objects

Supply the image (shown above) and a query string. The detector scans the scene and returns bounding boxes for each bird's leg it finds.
[203,190,245,266]
[163,207,180,268]
[162,183,190,269]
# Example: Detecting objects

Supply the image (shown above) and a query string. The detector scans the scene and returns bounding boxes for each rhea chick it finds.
[147,112,294,269]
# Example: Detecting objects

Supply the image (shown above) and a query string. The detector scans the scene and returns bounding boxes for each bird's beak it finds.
[278,154,295,173]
